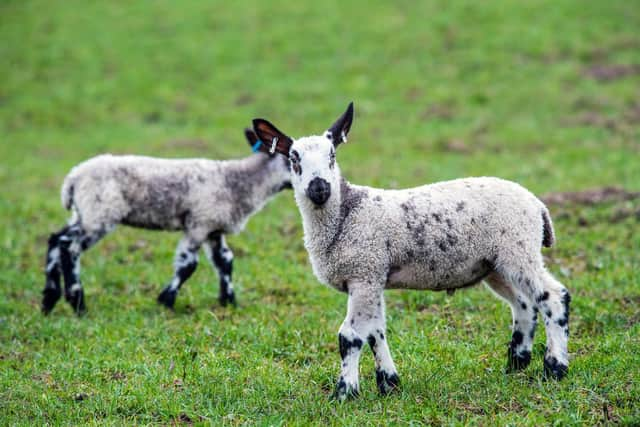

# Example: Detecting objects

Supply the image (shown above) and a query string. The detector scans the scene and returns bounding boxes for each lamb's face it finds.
[252,102,354,207]
[289,135,339,207]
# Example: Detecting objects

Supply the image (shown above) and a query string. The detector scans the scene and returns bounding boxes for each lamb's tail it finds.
[60,172,77,210]
[541,206,555,248]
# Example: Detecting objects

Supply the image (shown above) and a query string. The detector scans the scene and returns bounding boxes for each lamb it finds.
[251,103,571,400]
[42,129,291,315]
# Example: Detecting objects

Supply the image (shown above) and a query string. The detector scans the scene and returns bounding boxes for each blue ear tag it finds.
[252,140,263,152]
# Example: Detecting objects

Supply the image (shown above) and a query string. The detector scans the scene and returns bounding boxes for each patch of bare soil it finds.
[624,102,640,124]
[584,64,640,82]
[405,86,423,102]
[583,38,640,63]
[540,187,640,206]
[610,206,640,223]
[110,371,126,381]
[421,102,456,121]
[176,413,193,425]
[438,138,470,153]
[563,99,640,136]
[602,403,620,424]
[561,112,617,129]
[234,93,254,106]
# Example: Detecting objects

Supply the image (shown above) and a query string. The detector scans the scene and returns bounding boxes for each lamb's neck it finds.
[296,180,349,255]
[226,154,286,218]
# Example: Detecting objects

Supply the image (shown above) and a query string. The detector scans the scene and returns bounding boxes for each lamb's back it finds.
[63,154,232,232]
[323,177,547,289]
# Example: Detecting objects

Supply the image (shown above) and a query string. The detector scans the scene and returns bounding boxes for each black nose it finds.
[307,177,331,206]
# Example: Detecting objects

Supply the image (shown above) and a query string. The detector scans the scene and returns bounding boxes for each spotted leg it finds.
[334,283,396,400]
[203,233,236,307]
[366,293,400,395]
[486,272,537,372]
[157,237,200,309]
[536,270,570,380]
[58,224,108,315]
[41,226,69,314]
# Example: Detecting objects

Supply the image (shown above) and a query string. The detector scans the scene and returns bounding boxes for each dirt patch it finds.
[73,392,89,402]
[619,295,640,327]
[610,206,640,223]
[572,96,611,111]
[415,303,445,315]
[454,401,486,416]
[421,103,456,121]
[621,295,640,306]
[127,239,149,252]
[176,413,193,424]
[234,93,254,106]
[624,102,640,124]
[582,38,640,63]
[561,112,617,130]
[32,371,54,385]
[584,64,640,82]
[602,403,620,424]
[109,371,126,381]
[144,111,162,123]
[540,187,640,206]
[405,86,423,102]
[174,98,189,113]
[263,286,300,304]
[438,138,470,153]
[564,99,640,133]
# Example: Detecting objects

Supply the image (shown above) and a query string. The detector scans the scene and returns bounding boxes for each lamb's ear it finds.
[327,102,354,147]
[244,128,260,150]
[252,119,294,156]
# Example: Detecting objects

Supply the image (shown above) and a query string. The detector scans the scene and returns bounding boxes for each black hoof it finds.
[544,356,568,380]
[42,286,62,315]
[219,291,236,307]
[506,347,532,372]
[65,288,86,315]
[376,370,400,395]
[158,287,177,309]
[332,377,359,402]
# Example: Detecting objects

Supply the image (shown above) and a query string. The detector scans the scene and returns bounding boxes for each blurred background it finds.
[2,0,638,189]
[1,0,638,424]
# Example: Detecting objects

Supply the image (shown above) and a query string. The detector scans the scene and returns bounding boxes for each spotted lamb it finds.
[42,130,291,315]
[251,103,571,400]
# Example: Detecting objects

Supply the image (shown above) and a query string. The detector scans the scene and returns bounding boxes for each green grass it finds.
[1,0,639,424]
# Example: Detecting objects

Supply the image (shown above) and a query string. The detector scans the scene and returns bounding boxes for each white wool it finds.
[258,108,570,398]
[60,152,291,241]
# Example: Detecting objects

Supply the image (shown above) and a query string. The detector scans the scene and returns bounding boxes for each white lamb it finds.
[42,130,291,315]
[252,103,570,400]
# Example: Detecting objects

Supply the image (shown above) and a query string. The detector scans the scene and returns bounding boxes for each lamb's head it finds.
[244,128,292,191]
[252,102,354,207]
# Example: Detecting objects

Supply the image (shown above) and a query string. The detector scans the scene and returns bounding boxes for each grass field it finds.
[1,0,639,424]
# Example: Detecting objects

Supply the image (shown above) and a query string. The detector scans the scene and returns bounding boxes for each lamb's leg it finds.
[203,233,236,307]
[536,270,570,380]
[486,272,537,372]
[334,283,391,400]
[58,224,108,315]
[157,237,200,309]
[41,226,69,314]
[366,293,400,395]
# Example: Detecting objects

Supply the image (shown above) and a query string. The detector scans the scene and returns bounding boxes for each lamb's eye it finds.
[289,151,302,175]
